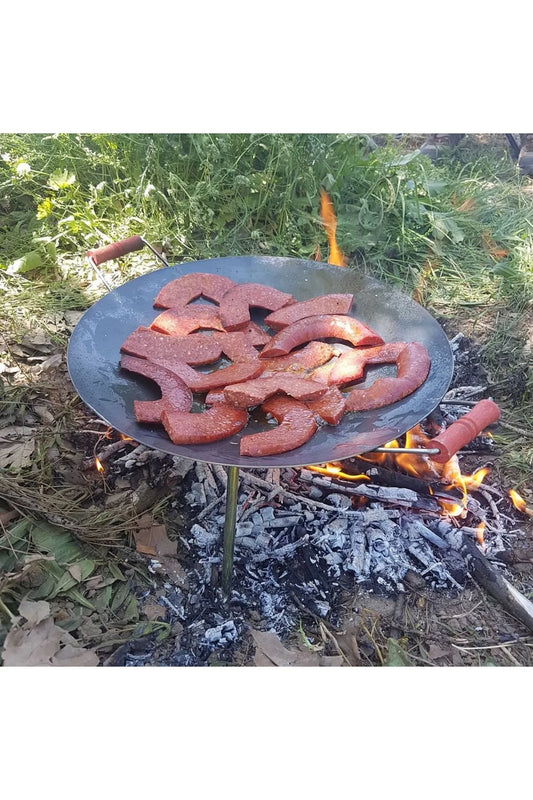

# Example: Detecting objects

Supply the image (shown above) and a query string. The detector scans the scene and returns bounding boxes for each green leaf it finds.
[110,581,132,613]
[0,519,32,571]
[65,588,96,610]
[48,169,76,190]
[385,637,413,666]
[93,584,113,612]
[108,562,126,581]
[6,250,43,275]
[29,521,83,564]
[122,595,139,623]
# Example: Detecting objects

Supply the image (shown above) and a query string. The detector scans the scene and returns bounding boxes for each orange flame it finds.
[95,457,104,473]
[119,434,133,441]
[319,189,347,267]
[308,463,369,482]
[508,489,533,517]
[357,439,400,464]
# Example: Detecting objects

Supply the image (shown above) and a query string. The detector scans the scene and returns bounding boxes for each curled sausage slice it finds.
[345,342,431,412]
[260,315,384,358]
[150,305,225,336]
[264,293,354,330]
[313,342,407,386]
[219,283,294,331]
[161,404,248,445]
[120,355,193,423]
[239,397,317,457]
[121,327,223,366]
[153,273,235,309]
[224,375,327,408]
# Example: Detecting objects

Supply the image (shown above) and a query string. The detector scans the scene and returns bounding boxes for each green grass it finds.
[1,133,532,484]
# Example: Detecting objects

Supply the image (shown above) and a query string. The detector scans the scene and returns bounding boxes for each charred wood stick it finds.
[82,439,132,469]
[240,472,365,514]
[365,466,434,496]
[447,530,533,634]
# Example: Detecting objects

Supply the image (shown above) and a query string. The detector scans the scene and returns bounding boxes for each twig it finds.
[448,531,533,634]
[0,597,15,621]
[499,421,533,438]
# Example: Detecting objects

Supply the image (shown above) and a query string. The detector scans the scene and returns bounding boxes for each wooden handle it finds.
[430,399,501,463]
[87,236,144,266]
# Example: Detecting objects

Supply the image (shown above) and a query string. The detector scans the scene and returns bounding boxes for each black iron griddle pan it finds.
[67,254,455,467]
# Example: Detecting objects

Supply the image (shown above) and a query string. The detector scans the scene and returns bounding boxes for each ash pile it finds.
[100,333,528,666]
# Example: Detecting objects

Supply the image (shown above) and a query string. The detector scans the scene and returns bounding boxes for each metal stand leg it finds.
[222,465,240,597]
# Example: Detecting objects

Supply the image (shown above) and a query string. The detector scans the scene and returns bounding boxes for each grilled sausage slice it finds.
[223,375,328,408]
[260,315,383,358]
[311,342,407,386]
[150,305,225,336]
[219,283,294,331]
[120,355,193,423]
[153,273,235,309]
[121,327,223,366]
[239,397,317,457]
[345,342,431,411]
[161,404,248,445]
[305,387,347,425]
[259,342,336,376]
[264,293,353,330]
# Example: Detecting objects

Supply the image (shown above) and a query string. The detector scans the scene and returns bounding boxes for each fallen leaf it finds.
[2,617,61,665]
[2,603,99,667]
[143,602,167,621]
[19,329,55,353]
[133,522,176,557]
[37,353,63,372]
[19,599,51,626]
[50,644,99,667]
[251,629,343,667]
[0,437,36,469]
[384,637,413,667]
[251,630,299,666]
[68,564,83,582]
[427,643,452,661]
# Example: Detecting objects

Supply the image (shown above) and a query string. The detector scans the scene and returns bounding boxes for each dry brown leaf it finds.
[2,601,99,667]
[2,618,63,666]
[50,644,99,667]
[251,629,343,667]
[142,602,168,621]
[133,521,176,557]
[37,353,63,372]
[427,643,452,661]
[68,564,83,582]
[0,439,36,469]
[19,599,51,626]
[19,329,55,353]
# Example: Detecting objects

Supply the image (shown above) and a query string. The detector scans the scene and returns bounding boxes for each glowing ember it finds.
[508,489,533,517]
[475,521,485,546]
[119,433,133,441]
[319,189,347,267]
[95,457,104,473]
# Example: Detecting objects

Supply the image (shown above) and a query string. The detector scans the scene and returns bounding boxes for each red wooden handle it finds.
[430,399,501,463]
[87,236,144,266]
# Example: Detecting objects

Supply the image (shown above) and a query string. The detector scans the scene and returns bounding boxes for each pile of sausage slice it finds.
[119,273,430,457]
